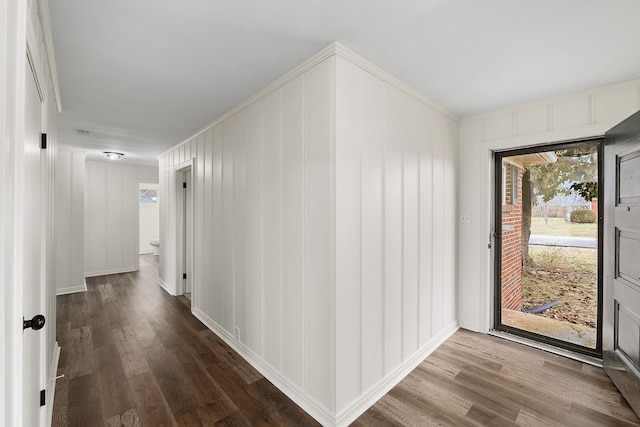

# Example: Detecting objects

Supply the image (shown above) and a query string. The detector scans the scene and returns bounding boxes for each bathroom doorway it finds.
[139,183,160,259]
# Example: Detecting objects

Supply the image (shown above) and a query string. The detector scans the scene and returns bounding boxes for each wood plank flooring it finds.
[53,255,317,426]
[53,255,640,426]
[354,331,640,427]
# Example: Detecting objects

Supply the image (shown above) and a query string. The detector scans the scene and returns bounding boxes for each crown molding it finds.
[162,42,458,158]
[161,43,340,157]
[332,43,459,122]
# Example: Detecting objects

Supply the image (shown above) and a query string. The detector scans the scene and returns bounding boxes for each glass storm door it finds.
[494,140,603,357]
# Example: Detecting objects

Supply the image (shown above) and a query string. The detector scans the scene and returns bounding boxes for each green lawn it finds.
[530,217,596,238]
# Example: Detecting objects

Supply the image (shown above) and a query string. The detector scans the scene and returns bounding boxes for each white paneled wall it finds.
[334,56,458,420]
[158,44,458,426]
[54,149,86,294]
[458,79,640,333]
[85,161,159,277]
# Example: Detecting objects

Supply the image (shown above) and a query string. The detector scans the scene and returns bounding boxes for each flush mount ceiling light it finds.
[103,151,124,160]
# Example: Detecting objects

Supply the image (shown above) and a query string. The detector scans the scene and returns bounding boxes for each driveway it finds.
[529,234,597,249]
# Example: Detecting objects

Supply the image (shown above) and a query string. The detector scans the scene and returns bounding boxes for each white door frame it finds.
[175,162,195,299]
[1,0,29,425]
[479,129,612,335]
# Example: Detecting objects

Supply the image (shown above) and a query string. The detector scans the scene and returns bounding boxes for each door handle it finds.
[23,314,45,331]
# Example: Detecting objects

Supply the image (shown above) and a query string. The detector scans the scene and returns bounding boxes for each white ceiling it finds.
[49,0,640,166]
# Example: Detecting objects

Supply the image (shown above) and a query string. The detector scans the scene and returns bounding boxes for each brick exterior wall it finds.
[501,165,523,311]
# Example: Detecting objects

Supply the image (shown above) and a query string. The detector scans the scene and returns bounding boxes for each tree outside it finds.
[521,146,598,266]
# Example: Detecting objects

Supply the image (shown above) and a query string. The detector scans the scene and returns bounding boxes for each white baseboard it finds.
[156,277,176,296]
[56,279,87,295]
[191,307,457,426]
[84,267,137,277]
[45,342,61,427]
[334,322,459,426]
[192,307,335,426]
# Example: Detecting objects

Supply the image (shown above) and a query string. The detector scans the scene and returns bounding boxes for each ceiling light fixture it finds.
[104,151,124,160]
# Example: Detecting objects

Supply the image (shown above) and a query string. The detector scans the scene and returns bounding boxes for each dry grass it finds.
[521,246,597,328]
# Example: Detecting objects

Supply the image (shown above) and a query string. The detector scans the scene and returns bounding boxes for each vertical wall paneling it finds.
[212,126,224,323]
[442,117,458,327]
[402,96,420,360]
[245,100,263,353]
[222,118,235,331]
[280,75,305,387]
[262,90,281,367]
[158,45,460,426]
[383,84,404,374]
[335,57,362,408]
[158,156,167,281]
[233,110,248,344]
[359,67,385,392]
[418,110,434,345]
[431,116,446,334]
[86,162,106,273]
[303,56,335,410]
[55,152,71,288]
[54,149,86,294]
[106,165,124,268]
[195,133,206,306]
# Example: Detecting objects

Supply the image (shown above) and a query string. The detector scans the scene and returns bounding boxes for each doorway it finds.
[176,167,193,299]
[139,183,159,258]
[494,139,603,357]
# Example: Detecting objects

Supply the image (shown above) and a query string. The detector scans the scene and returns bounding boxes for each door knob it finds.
[23,314,45,331]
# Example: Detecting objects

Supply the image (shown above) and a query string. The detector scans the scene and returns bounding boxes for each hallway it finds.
[53,256,640,426]
[53,255,318,425]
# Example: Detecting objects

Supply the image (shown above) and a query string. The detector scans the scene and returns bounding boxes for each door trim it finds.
[174,162,195,300]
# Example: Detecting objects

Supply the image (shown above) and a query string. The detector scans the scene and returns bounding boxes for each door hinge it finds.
[183,182,187,189]
[183,273,187,279]
[40,133,47,149]
[40,389,45,406]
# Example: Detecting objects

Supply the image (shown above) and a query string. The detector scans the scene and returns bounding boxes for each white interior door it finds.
[22,60,45,426]
[603,110,640,416]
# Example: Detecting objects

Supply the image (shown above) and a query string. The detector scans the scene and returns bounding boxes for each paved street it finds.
[529,234,597,249]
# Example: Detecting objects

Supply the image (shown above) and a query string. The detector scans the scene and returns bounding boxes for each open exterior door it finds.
[603,109,640,416]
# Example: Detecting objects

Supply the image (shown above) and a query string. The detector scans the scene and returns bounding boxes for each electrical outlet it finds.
[234,326,240,341]
[460,213,471,224]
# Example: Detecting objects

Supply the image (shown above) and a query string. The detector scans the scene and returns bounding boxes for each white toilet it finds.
[149,240,160,256]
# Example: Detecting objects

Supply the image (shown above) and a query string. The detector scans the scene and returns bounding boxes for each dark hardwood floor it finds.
[53,255,318,426]
[53,255,640,426]
[354,330,639,427]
